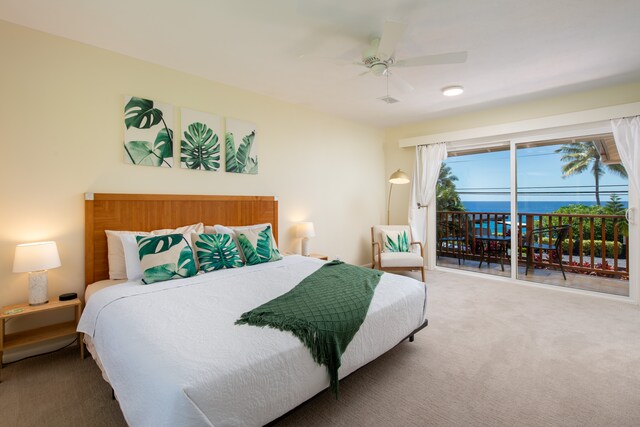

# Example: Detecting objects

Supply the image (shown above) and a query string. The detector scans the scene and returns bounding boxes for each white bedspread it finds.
[78,255,427,427]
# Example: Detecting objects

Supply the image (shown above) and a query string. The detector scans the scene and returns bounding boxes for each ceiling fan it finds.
[357,21,468,96]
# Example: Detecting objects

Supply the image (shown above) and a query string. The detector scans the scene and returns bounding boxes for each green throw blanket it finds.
[236,260,383,397]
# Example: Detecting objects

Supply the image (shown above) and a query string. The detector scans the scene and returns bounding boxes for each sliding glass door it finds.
[515,137,630,296]
[434,132,633,298]
[436,145,511,278]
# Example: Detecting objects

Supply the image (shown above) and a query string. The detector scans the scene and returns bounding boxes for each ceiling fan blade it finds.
[388,72,414,93]
[395,51,468,67]
[377,21,406,61]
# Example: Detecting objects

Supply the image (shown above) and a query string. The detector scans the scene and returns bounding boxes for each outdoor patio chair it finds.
[371,225,425,282]
[523,224,572,280]
[437,218,468,265]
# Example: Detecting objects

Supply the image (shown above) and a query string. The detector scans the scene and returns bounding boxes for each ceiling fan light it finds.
[442,85,464,97]
[371,63,387,76]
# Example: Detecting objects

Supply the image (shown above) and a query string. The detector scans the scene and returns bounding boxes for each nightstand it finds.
[0,298,84,374]
[307,253,329,261]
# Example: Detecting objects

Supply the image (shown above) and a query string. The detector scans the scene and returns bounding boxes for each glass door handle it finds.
[625,208,634,224]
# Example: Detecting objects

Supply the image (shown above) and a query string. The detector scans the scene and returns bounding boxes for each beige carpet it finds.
[2,270,640,426]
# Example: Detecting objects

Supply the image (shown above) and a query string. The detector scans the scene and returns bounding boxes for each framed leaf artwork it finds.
[123,96,174,168]
[225,118,258,175]
[180,108,221,171]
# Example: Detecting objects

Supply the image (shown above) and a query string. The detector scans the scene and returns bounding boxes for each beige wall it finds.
[0,20,386,316]
[384,81,640,226]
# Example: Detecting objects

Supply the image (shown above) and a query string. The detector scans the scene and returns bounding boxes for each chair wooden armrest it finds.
[371,241,382,269]
[410,241,424,258]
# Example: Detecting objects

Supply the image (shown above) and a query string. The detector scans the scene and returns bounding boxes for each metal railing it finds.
[437,210,629,279]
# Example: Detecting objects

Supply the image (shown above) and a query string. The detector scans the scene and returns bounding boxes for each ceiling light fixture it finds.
[442,85,464,97]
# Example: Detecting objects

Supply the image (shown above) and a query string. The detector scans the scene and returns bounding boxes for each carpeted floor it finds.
[2,270,639,426]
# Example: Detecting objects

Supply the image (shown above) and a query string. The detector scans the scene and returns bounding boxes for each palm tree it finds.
[437,163,464,211]
[555,141,627,206]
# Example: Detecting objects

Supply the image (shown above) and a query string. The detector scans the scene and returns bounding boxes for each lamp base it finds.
[28,270,49,306]
[301,238,311,257]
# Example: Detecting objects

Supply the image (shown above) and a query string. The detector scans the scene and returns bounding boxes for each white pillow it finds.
[121,234,145,281]
[105,230,150,280]
[152,223,203,236]
[106,223,204,280]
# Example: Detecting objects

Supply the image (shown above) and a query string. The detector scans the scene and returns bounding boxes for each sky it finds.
[444,142,629,203]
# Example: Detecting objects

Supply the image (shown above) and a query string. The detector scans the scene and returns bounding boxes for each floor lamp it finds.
[387,169,410,224]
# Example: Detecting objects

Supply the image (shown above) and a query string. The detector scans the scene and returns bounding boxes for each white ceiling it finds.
[1,0,639,128]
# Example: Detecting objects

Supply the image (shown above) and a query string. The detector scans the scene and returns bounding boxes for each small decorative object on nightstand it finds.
[13,241,62,306]
[0,298,84,378]
[298,222,315,256]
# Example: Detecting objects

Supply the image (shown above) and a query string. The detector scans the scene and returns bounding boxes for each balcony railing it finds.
[437,210,629,279]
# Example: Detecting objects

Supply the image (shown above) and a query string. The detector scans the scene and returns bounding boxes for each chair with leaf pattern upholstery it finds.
[371,225,425,282]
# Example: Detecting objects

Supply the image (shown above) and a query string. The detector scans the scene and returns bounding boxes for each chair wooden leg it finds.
[421,267,426,282]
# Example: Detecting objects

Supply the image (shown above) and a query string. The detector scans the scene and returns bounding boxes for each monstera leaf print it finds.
[135,234,196,284]
[181,122,220,170]
[195,234,243,271]
[385,231,409,252]
[137,234,184,259]
[237,225,281,266]
[125,97,165,129]
[225,130,258,174]
[124,96,174,167]
[125,128,174,167]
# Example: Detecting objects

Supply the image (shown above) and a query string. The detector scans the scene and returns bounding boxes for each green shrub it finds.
[564,239,626,259]
[531,237,625,258]
[526,204,627,244]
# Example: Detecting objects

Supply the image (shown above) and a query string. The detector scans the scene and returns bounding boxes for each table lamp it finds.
[13,241,61,306]
[298,222,316,256]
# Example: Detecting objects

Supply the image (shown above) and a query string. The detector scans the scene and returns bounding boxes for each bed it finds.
[78,193,428,426]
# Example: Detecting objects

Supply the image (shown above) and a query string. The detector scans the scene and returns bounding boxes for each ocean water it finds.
[462,200,628,214]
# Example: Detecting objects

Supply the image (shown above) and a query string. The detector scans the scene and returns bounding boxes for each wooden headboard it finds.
[85,193,278,286]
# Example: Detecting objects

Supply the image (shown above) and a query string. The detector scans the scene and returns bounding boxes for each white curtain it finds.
[611,116,640,202]
[408,143,447,252]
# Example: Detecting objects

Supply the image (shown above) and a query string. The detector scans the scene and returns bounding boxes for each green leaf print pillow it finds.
[236,225,282,266]
[193,234,244,272]
[136,234,197,284]
[382,229,410,252]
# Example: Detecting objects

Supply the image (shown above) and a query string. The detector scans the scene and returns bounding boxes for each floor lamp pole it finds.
[387,183,394,225]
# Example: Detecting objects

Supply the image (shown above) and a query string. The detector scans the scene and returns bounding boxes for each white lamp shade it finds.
[298,222,316,239]
[13,241,61,273]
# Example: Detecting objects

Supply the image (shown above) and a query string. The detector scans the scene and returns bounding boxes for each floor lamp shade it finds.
[13,241,61,306]
[387,169,410,224]
[298,222,315,256]
[389,169,410,184]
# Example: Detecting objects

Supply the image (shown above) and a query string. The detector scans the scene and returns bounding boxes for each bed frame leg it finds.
[111,388,115,400]
[409,335,415,342]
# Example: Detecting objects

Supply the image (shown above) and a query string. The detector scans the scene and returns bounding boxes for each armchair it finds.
[371,225,425,282]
